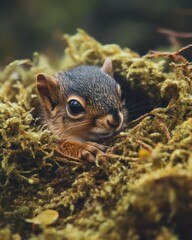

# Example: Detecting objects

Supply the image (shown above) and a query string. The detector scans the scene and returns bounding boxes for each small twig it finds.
[147,44,192,59]
[157,28,192,39]
[157,28,192,48]
[126,112,152,129]
[135,140,153,152]
[175,44,192,55]
[160,124,171,141]
[156,121,171,141]
[99,153,139,161]
[152,114,171,141]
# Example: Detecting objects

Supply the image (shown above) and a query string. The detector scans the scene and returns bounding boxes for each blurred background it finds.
[0,0,192,65]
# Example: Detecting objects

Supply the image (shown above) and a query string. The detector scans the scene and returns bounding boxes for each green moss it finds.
[0,29,192,240]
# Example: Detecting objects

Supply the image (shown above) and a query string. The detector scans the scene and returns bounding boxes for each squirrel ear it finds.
[101,58,113,77]
[36,73,59,111]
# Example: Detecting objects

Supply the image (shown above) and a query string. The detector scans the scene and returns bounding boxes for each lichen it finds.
[0,29,192,240]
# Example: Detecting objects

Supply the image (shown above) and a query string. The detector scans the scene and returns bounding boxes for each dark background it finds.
[0,0,192,65]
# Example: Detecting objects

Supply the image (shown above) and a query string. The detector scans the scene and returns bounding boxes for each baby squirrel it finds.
[36,58,127,161]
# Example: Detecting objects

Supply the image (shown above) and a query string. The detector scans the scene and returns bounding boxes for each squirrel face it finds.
[36,59,127,142]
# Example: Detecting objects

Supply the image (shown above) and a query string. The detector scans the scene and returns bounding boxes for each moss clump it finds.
[0,29,192,240]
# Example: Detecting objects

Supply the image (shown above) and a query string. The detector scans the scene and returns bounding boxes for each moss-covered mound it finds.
[0,30,192,240]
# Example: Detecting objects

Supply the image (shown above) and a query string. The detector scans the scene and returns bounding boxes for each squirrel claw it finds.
[81,150,96,162]
[80,142,107,162]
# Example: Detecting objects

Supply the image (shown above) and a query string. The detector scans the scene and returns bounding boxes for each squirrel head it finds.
[36,58,127,142]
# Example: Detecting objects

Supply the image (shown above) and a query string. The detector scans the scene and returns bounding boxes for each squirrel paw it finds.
[80,142,107,162]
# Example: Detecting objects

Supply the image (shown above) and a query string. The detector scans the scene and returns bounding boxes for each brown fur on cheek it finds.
[43,107,67,139]
[62,119,95,141]
[52,111,96,141]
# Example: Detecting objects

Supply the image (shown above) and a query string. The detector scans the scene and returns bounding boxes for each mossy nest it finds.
[0,30,192,240]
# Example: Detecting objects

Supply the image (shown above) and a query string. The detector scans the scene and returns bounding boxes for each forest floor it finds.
[0,30,192,240]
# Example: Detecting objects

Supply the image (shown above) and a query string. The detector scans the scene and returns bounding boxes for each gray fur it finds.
[55,66,120,115]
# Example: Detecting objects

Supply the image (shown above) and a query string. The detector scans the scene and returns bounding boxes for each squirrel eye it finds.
[67,100,85,116]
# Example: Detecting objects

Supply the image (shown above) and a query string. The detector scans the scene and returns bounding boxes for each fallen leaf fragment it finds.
[25,210,59,226]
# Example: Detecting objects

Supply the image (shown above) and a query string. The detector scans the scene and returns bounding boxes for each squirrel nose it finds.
[107,119,120,128]
[105,111,123,130]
